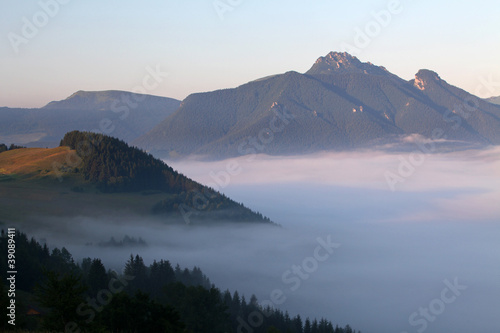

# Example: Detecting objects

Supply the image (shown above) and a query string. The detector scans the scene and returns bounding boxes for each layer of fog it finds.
[29,147,500,333]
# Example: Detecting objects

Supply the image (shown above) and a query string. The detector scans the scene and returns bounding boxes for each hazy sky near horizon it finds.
[1,0,499,108]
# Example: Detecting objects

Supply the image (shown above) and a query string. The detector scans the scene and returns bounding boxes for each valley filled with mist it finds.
[15,146,500,333]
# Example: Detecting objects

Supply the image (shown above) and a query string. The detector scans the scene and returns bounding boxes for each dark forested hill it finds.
[0,90,180,148]
[59,131,196,193]
[0,131,272,225]
[135,52,500,159]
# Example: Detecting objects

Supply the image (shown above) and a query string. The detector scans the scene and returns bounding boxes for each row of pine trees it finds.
[0,231,360,332]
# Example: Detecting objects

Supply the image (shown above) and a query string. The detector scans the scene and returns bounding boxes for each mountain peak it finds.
[415,69,441,80]
[68,90,86,98]
[317,51,360,66]
[306,51,392,77]
[413,69,442,90]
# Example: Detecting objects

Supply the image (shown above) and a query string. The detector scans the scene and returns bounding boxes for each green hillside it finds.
[0,131,272,226]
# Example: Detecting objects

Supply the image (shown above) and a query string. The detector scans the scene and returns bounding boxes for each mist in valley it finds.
[22,146,500,333]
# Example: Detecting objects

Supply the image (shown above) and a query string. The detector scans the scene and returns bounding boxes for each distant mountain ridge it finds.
[134,52,500,159]
[43,90,179,111]
[0,90,180,148]
[486,95,500,105]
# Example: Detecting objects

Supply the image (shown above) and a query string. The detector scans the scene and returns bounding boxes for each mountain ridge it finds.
[134,52,500,159]
[486,95,500,105]
[0,91,181,148]
[43,90,179,111]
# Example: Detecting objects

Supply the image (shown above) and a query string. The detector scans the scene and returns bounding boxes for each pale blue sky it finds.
[1,0,499,107]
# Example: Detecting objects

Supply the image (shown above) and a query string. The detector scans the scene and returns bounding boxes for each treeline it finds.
[0,230,75,292]
[60,130,199,193]
[97,235,147,248]
[0,230,360,333]
[0,143,25,153]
